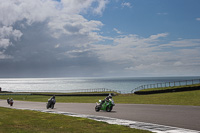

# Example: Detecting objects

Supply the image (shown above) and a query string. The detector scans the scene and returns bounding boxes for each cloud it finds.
[121,2,132,8]
[0,0,199,77]
[157,13,168,15]
[91,33,200,76]
[113,28,122,34]
[55,44,60,48]
[93,0,109,15]
[0,26,23,49]
[196,18,200,21]
[92,33,168,63]
[0,0,106,49]
[160,39,200,48]
[0,0,109,77]
[0,50,13,59]
[149,33,168,40]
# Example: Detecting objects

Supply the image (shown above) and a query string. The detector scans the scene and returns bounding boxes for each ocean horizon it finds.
[1,76,200,93]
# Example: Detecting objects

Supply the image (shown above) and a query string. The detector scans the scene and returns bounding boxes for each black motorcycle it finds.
[7,98,13,106]
[46,98,56,109]
[7,98,10,104]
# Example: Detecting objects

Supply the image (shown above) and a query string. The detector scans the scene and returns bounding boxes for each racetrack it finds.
[0,100,200,131]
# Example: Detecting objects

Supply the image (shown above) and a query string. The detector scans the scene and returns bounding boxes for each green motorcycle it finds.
[95,98,115,112]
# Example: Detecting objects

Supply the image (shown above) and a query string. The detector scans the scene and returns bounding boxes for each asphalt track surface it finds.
[0,100,200,131]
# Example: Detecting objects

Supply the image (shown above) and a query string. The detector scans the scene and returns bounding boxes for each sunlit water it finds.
[0,76,200,93]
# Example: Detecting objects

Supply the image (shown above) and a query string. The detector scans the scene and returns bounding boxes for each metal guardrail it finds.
[131,79,200,93]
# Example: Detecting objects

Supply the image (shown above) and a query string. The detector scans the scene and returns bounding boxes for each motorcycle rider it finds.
[49,95,56,104]
[100,94,112,107]
[7,98,10,104]
[9,98,13,106]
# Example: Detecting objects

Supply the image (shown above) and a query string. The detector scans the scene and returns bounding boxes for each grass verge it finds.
[0,107,150,133]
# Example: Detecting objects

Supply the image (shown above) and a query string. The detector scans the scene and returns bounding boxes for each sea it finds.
[0,76,200,94]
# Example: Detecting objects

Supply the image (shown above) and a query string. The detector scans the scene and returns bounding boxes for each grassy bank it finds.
[0,107,150,133]
[117,90,200,106]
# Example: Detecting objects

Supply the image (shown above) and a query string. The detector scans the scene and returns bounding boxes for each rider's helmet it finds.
[108,93,112,99]
[53,95,55,99]
[105,96,109,100]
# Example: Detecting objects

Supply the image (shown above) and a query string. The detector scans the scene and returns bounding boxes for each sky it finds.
[0,0,200,78]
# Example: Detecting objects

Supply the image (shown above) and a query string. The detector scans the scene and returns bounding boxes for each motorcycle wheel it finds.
[51,104,54,109]
[106,106,112,112]
[95,106,100,112]
[46,103,49,109]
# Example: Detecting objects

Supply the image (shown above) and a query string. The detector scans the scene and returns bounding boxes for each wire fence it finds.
[131,79,200,93]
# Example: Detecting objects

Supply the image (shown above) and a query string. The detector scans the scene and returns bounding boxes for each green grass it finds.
[115,90,200,106]
[0,107,151,133]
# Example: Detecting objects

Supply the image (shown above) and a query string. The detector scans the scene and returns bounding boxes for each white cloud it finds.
[196,18,200,21]
[48,14,103,39]
[113,28,122,34]
[93,0,109,15]
[149,33,168,40]
[92,33,168,63]
[121,2,132,8]
[0,50,13,59]
[91,32,200,76]
[0,0,58,26]
[60,0,108,15]
[0,0,107,51]
[0,0,199,77]
[0,39,10,49]
[55,44,60,48]
[160,39,200,48]
[0,26,23,49]
[173,61,183,66]
[157,13,168,15]
[0,0,110,78]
